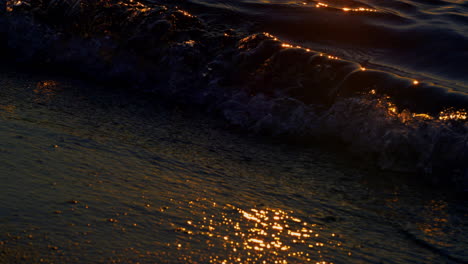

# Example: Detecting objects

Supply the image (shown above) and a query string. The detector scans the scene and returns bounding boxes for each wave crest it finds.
[2,0,467,190]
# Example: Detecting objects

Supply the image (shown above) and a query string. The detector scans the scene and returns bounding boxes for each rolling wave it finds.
[184,0,468,90]
[1,0,467,190]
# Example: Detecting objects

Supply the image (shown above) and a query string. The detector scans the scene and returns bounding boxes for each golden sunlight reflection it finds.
[415,200,452,248]
[6,0,25,12]
[369,93,430,121]
[438,108,467,121]
[366,91,468,122]
[33,80,62,104]
[342,7,377,12]
[177,9,195,18]
[412,113,432,119]
[263,32,327,54]
[386,101,468,122]
[180,40,197,47]
[316,2,329,8]
[300,0,378,13]
[264,32,279,41]
[116,0,152,13]
[174,202,347,263]
[254,32,465,126]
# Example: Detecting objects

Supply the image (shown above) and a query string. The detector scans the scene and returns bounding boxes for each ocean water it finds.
[184,0,468,91]
[171,0,468,186]
[1,1,468,263]
[0,69,467,263]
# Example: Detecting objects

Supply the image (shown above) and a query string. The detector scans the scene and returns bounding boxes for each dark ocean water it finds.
[1,2,468,262]
[184,0,468,91]
[153,0,468,186]
[1,0,467,185]
[0,69,467,264]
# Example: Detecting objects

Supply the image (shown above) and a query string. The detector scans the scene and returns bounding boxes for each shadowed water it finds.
[183,0,468,91]
[2,0,467,183]
[0,70,466,263]
[1,1,467,263]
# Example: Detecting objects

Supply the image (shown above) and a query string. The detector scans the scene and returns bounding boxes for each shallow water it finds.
[0,70,466,263]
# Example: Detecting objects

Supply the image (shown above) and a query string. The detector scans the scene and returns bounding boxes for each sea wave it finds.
[184,0,468,89]
[1,0,467,190]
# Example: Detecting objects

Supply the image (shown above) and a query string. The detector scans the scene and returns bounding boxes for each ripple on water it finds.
[172,202,347,264]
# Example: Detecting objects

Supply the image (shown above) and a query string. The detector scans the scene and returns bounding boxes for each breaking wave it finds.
[1,0,467,190]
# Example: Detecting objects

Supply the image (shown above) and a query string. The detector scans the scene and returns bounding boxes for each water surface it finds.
[0,70,466,263]
[184,0,468,91]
